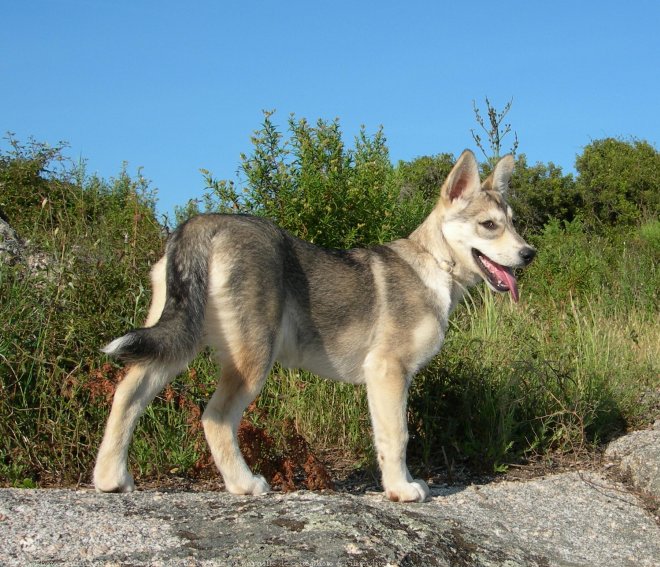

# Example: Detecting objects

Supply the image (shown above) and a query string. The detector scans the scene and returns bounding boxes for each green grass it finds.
[1,138,657,487]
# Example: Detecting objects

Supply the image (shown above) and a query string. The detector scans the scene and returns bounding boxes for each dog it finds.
[94,149,535,502]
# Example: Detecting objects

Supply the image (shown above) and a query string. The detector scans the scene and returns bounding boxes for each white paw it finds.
[385,479,430,503]
[93,461,135,493]
[226,474,271,496]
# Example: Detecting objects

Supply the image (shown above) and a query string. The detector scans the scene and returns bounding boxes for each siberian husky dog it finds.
[94,150,535,502]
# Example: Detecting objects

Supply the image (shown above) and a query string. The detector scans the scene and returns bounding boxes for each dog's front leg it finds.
[364,355,429,503]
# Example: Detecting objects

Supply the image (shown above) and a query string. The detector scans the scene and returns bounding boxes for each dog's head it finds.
[437,150,536,302]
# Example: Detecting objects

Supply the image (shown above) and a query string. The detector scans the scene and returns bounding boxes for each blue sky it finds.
[3,0,659,219]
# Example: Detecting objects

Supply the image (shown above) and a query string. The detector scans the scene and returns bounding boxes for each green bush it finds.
[393,153,455,203]
[507,155,580,236]
[0,135,69,235]
[180,111,427,248]
[523,219,658,315]
[576,138,659,229]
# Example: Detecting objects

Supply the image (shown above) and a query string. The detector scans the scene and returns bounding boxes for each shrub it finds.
[393,153,455,203]
[181,111,427,248]
[507,155,580,236]
[575,138,660,229]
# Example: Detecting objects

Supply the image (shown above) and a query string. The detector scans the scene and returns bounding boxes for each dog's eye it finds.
[480,220,497,230]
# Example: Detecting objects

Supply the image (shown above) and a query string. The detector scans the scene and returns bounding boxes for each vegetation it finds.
[0,135,165,485]
[178,111,427,248]
[470,97,519,164]
[0,112,657,489]
[576,137,660,229]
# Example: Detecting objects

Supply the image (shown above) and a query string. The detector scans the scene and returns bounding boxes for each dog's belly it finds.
[276,343,367,385]
[271,302,373,384]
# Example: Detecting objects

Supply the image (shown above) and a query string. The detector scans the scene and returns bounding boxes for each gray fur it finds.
[95,150,536,502]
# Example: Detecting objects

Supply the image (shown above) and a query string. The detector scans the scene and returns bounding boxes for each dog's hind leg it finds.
[364,353,430,503]
[202,356,272,496]
[93,360,182,492]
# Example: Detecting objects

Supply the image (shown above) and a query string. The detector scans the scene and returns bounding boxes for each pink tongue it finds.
[482,257,519,303]
[500,268,519,303]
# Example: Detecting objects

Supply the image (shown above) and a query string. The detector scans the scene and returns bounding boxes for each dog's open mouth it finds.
[472,249,519,302]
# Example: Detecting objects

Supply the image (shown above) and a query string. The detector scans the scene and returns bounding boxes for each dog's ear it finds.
[482,154,514,194]
[441,150,481,202]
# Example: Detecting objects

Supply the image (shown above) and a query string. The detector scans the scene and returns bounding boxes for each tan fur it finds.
[94,150,535,502]
[143,257,167,327]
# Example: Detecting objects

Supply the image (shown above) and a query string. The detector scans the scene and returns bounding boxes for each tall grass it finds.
[413,290,656,467]
[1,137,657,487]
[1,144,167,486]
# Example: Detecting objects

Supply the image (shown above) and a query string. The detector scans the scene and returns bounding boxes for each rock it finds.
[0,217,23,264]
[0,217,56,277]
[1,470,658,566]
[605,420,660,499]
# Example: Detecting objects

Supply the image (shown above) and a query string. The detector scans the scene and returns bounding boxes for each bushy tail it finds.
[102,215,220,365]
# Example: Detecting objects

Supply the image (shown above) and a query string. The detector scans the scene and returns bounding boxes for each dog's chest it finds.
[407,314,445,370]
[415,269,455,332]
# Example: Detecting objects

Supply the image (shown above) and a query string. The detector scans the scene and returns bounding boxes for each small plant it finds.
[470,97,519,163]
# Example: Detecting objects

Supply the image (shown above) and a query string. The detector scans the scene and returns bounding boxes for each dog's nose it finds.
[519,246,536,265]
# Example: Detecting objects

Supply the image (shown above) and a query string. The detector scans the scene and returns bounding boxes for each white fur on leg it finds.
[385,479,430,503]
[94,362,179,493]
[202,414,272,496]
[201,367,273,497]
[94,450,135,493]
[224,472,271,496]
[364,353,430,503]
[378,449,430,503]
